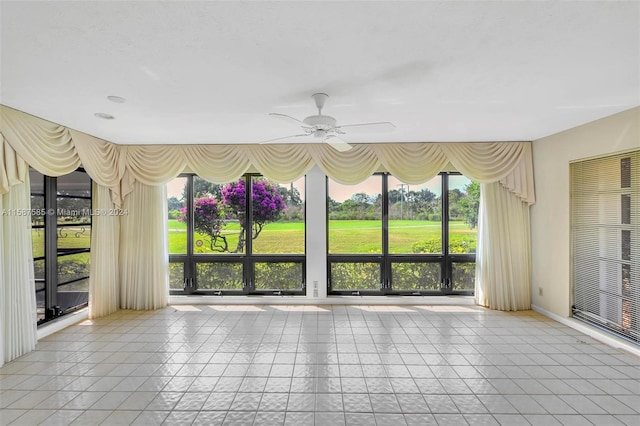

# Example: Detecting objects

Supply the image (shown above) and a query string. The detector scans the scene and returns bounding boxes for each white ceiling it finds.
[1,1,639,145]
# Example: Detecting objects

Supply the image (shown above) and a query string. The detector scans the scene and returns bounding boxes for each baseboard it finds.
[37,308,89,340]
[169,295,476,306]
[531,304,640,358]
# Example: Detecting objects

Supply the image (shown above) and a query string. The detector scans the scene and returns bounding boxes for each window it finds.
[168,174,305,295]
[327,172,478,295]
[571,150,639,344]
[30,168,92,324]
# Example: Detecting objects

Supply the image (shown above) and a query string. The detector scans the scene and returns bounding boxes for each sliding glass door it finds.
[30,168,92,323]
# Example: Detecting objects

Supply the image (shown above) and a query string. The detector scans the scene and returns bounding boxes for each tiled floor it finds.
[1,305,639,426]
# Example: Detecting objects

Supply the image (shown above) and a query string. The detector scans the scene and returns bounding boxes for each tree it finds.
[350,192,373,205]
[406,188,438,220]
[327,197,341,219]
[221,179,286,252]
[277,184,302,207]
[448,188,464,219]
[183,197,229,251]
[347,192,379,219]
[168,196,182,211]
[276,184,304,220]
[182,178,223,200]
[179,178,286,253]
[458,181,480,229]
[413,188,436,204]
[388,189,403,204]
[55,190,91,223]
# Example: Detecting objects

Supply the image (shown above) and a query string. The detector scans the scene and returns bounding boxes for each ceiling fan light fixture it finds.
[314,129,328,139]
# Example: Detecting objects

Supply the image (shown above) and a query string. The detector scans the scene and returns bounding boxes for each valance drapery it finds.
[1,137,28,192]
[1,105,534,205]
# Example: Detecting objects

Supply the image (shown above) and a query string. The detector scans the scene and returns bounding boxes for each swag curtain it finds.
[0,104,536,338]
[0,106,535,204]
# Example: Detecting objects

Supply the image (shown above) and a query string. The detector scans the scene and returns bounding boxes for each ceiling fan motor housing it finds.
[303,114,337,130]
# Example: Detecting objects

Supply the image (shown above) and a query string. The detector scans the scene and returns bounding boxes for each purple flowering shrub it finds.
[222,179,286,252]
[222,179,285,223]
[179,179,285,253]
[179,196,229,251]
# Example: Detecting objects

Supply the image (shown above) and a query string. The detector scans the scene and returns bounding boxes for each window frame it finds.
[31,168,92,325]
[327,172,476,296]
[169,173,307,296]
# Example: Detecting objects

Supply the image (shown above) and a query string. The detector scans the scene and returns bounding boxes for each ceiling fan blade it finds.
[268,112,310,128]
[325,135,353,152]
[260,134,310,144]
[335,121,396,133]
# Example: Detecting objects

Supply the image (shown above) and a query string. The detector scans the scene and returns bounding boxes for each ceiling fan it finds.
[264,93,395,152]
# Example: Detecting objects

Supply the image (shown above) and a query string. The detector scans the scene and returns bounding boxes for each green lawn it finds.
[168,219,476,254]
[31,225,91,258]
[31,226,91,283]
[168,220,306,254]
[31,219,475,256]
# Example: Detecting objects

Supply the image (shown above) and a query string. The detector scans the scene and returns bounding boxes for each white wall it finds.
[531,107,640,317]
[305,165,327,298]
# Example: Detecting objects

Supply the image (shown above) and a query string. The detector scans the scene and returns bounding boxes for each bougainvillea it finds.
[222,179,286,223]
[222,179,286,252]
[180,179,286,253]
[178,196,229,251]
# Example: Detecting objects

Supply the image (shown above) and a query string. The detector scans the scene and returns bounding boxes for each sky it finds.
[167,176,306,200]
[328,175,443,202]
[168,174,471,202]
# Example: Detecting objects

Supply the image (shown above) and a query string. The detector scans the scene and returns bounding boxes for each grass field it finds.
[31,225,91,258]
[30,218,475,294]
[31,225,91,284]
[31,220,475,256]
[168,219,476,254]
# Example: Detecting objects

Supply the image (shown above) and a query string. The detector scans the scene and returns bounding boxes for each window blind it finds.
[571,150,639,344]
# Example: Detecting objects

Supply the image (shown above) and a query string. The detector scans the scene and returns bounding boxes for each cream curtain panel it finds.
[475,182,532,310]
[88,183,120,318]
[1,176,38,367]
[119,181,169,310]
